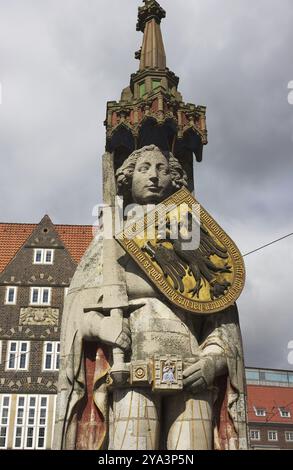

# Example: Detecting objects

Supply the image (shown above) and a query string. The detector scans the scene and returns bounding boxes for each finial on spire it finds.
[137,0,167,70]
[137,0,166,33]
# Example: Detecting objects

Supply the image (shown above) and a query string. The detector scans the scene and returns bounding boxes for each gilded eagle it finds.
[142,212,232,300]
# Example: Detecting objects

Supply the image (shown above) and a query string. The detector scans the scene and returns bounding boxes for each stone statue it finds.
[54,146,248,450]
[54,0,248,452]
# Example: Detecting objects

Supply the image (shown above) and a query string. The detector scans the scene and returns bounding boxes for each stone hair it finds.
[115,145,188,195]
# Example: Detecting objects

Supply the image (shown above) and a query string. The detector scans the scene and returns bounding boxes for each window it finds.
[45,250,53,264]
[279,407,291,418]
[14,396,25,448]
[43,342,60,371]
[5,286,17,305]
[30,287,51,306]
[250,430,260,441]
[0,340,2,365]
[285,432,293,442]
[139,82,146,98]
[268,431,278,441]
[254,407,266,417]
[6,341,30,370]
[33,249,54,265]
[51,395,57,449]
[152,79,161,90]
[259,371,266,381]
[34,249,42,263]
[13,395,48,449]
[0,395,10,449]
[246,370,260,381]
[264,371,288,383]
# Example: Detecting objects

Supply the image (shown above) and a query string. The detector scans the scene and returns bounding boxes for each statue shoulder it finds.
[69,235,104,292]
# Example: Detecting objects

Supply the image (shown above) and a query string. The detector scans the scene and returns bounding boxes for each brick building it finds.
[0,216,93,449]
[246,367,293,450]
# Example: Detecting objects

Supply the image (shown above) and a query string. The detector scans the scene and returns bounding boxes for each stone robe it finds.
[53,235,248,450]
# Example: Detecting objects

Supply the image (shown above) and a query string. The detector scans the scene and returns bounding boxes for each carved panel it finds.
[19,307,59,326]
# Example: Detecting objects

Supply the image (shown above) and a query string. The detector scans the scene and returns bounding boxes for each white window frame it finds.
[279,407,291,418]
[30,287,51,306]
[268,430,278,441]
[34,249,43,264]
[0,395,11,449]
[0,340,2,365]
[24,397,37,449]
[6,341,30,371]
[13,395,26,448]
[5,286,17,305]
[51,395,57,449]
[250,429,260,441]
[36,396,48,449]
[44,249,54,265]
[43,342,60,371]
[33,249,54,265]
[13,395,48,450]
[285,431,293,442]
[254,407,266,417]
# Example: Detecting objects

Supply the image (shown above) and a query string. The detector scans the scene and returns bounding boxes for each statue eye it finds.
[138,164,150,173]
[158,166,169,175]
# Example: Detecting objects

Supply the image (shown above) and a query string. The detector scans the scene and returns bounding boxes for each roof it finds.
[247,384,293,424]
[55,224,94,264]
[0,222,94,272]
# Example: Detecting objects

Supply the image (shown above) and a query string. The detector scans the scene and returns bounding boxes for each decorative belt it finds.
[109,355,198,392]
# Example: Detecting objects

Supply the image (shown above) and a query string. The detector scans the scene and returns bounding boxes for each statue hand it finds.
[100,317,131,352]
[81,311,131,351]
[183,356,216,393]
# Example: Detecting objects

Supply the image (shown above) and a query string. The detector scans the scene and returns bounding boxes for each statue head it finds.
[116,145,188,205]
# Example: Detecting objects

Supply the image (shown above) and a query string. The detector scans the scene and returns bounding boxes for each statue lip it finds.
[146,185,161,191]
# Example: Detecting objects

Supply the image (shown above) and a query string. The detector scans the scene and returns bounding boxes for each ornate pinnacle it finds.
[105,0,208,166]
[137,0,166,33]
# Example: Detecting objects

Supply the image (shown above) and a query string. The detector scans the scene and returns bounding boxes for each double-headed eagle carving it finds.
[142,213,232,300]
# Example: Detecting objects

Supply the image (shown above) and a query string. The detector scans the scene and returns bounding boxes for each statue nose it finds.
[148,169,159,182]
[149,175,158,182]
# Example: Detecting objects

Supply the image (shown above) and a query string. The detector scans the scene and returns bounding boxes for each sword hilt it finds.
[110,308,130,387]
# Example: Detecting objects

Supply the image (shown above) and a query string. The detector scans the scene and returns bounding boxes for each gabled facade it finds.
[0,216,93,449]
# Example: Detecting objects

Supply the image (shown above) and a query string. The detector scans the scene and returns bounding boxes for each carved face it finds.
[131,150,173,204]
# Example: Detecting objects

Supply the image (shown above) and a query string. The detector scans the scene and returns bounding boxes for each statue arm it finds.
[183,349,228,392]
[183,306,241,391]
[199,306,248,448]
[80,310,131,351]
[200,344,228,378]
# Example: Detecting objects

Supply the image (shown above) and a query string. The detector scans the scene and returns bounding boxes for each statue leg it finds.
[164,391,213,450]
[109,389,161,450]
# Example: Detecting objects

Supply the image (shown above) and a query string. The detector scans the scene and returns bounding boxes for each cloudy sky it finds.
[0,0,293,370]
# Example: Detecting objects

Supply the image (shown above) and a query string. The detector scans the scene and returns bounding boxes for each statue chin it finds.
[132,187,173,205]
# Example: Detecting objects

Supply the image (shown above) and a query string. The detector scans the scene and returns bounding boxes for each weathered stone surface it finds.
[54,0,247,451]
[54,146,248,450]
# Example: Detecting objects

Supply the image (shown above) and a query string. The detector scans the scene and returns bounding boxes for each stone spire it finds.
[137,0,167,70]
[104,0,208,186]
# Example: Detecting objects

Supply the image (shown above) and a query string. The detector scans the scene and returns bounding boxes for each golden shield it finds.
[116,187,245,314]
